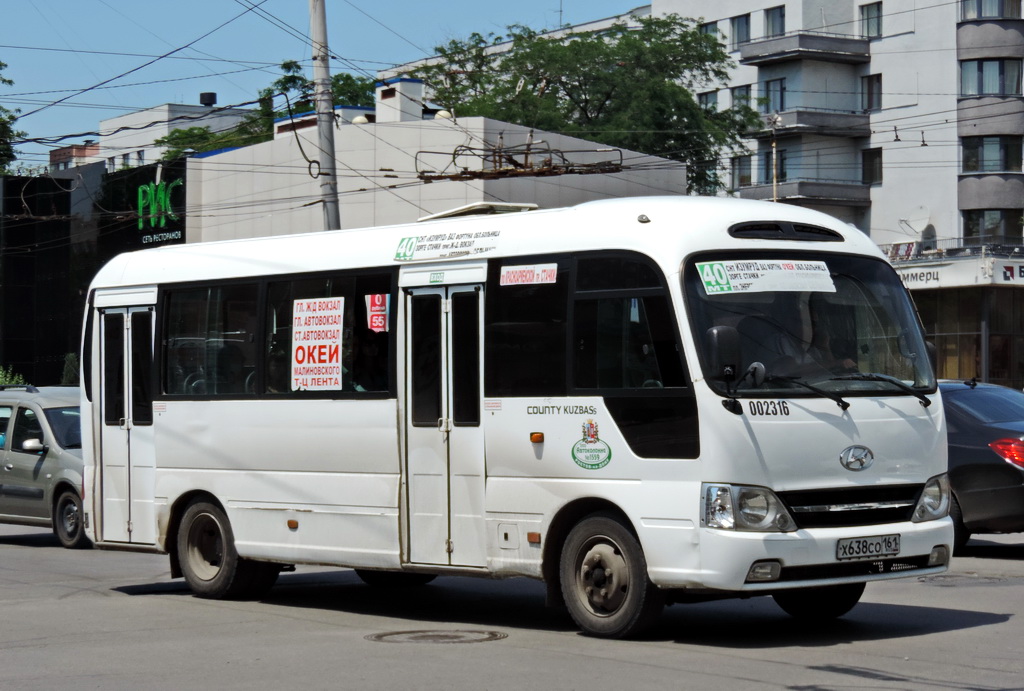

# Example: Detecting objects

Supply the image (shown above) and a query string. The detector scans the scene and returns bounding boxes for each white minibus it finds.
[81,196,952,638]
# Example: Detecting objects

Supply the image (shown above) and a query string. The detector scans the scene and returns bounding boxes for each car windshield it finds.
[44,406,81,449]
[686,251,935,398]
[944,386,1024,424]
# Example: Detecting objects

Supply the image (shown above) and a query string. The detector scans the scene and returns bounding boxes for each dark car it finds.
[941,379,1024,552]
[0,385,88,548]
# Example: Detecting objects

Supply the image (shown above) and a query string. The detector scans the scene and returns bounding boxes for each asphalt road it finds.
[2,524,1023,690]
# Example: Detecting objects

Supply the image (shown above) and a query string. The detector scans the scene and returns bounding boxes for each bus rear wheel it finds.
[772,582,865,620]
[178,500,277,599]
[559,513,663,639]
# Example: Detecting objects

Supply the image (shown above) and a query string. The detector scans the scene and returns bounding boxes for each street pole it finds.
[310,0,340,230]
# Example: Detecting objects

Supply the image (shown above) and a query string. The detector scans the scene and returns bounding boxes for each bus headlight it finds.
[912,473,950,522]
[703,483,796,532]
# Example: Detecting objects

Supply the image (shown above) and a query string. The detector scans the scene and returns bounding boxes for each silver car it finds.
[0,385,87,548]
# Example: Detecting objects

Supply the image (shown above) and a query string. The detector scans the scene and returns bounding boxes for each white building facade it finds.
[185,78,685,241]
[94,97,250,173]
[654,0,1024,386]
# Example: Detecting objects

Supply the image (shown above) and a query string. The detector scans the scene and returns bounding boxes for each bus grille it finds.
[777,485,923,529]
[776,555,933,582]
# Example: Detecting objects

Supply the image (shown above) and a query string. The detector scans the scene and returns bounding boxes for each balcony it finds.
[881,237,1024,264]
[738,178,871,207]
[748,108,871,139]
[958,173,1024,209]
[740,31,871,66]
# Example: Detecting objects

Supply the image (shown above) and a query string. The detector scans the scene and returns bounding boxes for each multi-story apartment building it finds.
[657,0,1024,387]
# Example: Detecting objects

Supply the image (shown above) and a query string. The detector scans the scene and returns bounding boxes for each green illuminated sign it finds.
[138,177,183,230]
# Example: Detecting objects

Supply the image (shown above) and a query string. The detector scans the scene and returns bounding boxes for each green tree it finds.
[412,16,760,194]
[157,62,375,161]
[0,60,25,173]
[0,364,26,386]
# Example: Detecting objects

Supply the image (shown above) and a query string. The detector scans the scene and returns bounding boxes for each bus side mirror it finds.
[706,326,740,383]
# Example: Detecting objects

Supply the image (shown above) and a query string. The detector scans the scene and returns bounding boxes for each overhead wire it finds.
[16,1,271,121]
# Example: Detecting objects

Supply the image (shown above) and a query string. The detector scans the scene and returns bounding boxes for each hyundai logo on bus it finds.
[839,445,874,471]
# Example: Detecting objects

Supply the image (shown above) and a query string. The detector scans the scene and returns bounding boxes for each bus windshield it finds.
[685,252,935,398]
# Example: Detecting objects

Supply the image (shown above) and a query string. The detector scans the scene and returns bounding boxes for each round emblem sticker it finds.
[571,419,612,470]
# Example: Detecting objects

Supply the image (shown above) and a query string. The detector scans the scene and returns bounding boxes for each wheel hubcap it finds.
[577,540,630,615]
[62,501,79,534]
[187,513,224,581]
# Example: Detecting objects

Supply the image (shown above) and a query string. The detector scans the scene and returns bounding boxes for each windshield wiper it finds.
[765,375,850,411]
[830,372,931,407]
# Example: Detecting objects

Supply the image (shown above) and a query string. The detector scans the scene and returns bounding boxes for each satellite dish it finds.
[899,205,930,234]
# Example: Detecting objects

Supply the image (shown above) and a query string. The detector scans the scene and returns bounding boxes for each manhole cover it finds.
[365,630,508,644]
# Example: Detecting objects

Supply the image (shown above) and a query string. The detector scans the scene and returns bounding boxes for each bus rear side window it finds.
[164,284,259,396]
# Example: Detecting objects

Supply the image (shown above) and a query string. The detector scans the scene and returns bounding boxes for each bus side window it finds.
[485,256,569,397]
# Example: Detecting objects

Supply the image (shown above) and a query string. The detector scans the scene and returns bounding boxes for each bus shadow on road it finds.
[261,569,574,634]
[136,567,1004,646]
[0,531,61,548]
[652,597,1008,647]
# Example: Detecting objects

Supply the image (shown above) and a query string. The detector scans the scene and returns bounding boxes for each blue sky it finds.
[1,0,643,169]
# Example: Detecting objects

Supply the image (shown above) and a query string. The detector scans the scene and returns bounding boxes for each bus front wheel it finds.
[178,500,277,599]
[559,513,663,638]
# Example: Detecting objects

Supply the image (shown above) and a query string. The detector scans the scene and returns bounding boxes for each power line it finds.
[16,1,269,121]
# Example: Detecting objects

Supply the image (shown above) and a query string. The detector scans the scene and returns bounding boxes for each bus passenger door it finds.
[98,307,157,544]
[405,285,486,568]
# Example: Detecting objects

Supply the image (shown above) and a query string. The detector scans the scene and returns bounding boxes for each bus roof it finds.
[91,196,884,289]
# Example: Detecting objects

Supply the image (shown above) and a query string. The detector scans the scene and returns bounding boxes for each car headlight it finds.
[912,473,950,522]
[703,483,796,532]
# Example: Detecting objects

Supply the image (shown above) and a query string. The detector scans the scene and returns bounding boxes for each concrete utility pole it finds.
[310,0,340,230]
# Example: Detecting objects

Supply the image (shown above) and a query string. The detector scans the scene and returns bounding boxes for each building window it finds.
[762,78,786,113]
[699,21,718,36]
[698,91,718,110]
[861,74,882,111]
[960,59,1023,96]
[731,155,752,189]
[862,148,883,184]
[136,150,145,166]
[962,136,1023,172]
[730,14,751,49]
[107,157,116,173]
[731,84,751,106]
[765,6,786,37]
[762,149,787,184]
[963,209,1024,244]
[961,0,1022,19]
[860,3,883,38]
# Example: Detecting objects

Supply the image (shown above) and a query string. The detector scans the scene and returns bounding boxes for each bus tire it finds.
[949,494,970,554]
[53,489,90,549]
[354,569,437,587]
[559,513,663,638]
[772,582,865,620]
[178,500,253,599]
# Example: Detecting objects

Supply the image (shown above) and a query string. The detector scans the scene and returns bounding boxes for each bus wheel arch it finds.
[173,493,282,600]
[543,498,625,607]
[557,509,664,638]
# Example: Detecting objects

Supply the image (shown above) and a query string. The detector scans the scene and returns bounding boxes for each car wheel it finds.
[53,490,90,549]
[354,569,437,587]
[772,582,865,620]
[559,513,663,639]
[949,494,970,554]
